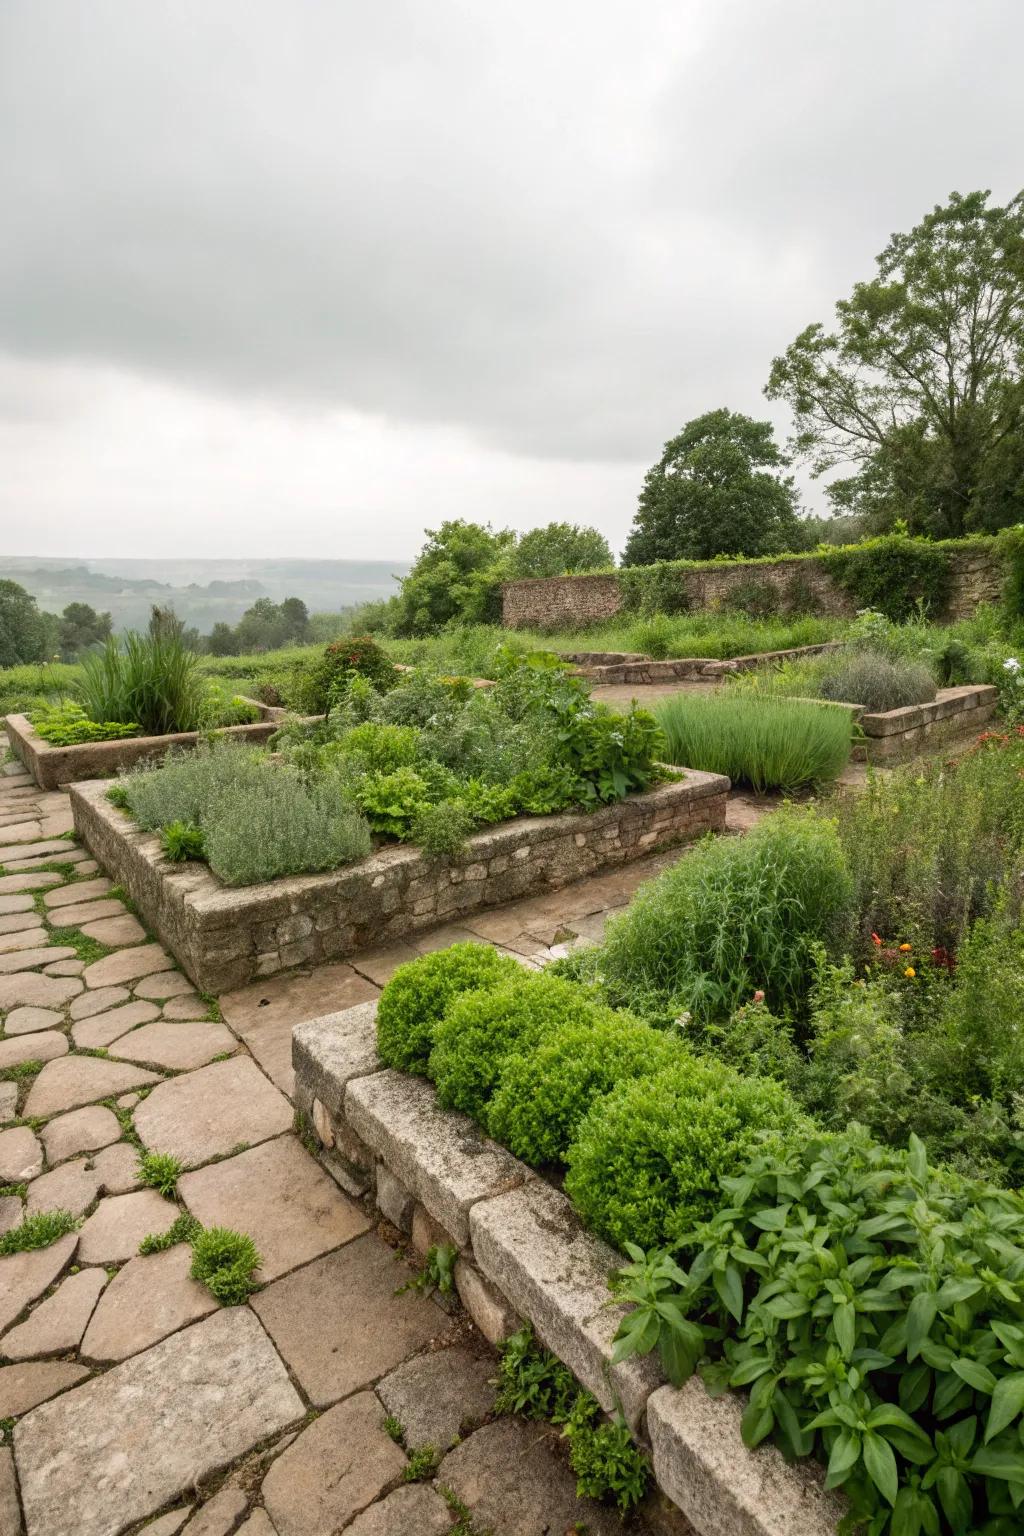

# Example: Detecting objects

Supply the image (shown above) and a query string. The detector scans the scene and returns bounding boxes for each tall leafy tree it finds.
[622,409,803,566]
[395,520,515,634]
[57,602,112,659]
[509,522,613,578]
[766,190,1024,537]
[0,580,57,667]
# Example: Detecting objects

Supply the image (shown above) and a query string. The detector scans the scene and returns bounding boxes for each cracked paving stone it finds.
[261,1390,406,1536]
[81,1244,217,1362]
[180,1135,370,1283]
[0,1127,42,1184]
[133,1057,292,1167]
[76,1189,178,1265]
[69,985,131,1020]
[0,972,82,1011]
[48,898,126,929]
[0,1234,78,1334]
[81,943,174,990]
[0,946,76,974]
[376,1345,496,1451]
[39,1105,121,1164]
[345,1485,453,1536]
[0,1360,90,1418]
[72,998,161,1049]
[108,1019,237,1072]
[26,1158,102,1218]
[24,1056,161,1118]
[14,1308,304,1536]
[1,1267,107,1360]
[181,1487,249,1536]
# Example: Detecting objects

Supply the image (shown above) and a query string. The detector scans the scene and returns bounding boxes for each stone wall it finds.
[859,684,997,761]
[502,546,1007,631]
[5,701,286,791]
[293,1000,843,1536]
[69,770,729,993]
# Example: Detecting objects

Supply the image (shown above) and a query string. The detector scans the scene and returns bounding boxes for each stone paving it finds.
[0,751,697,1536]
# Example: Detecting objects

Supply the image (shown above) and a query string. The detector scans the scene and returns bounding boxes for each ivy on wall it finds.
[820,533,954,621]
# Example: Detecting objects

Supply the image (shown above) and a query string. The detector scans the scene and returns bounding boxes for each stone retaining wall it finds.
[503,546,1006,629]
[292,1001,843,1536]
[859,684,997,761]
[571,640,845,685]
[69,770,729,992]
[6,700,286,790]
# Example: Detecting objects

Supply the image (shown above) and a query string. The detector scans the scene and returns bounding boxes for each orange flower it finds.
[899,943,912,953]
[871,933,883,946]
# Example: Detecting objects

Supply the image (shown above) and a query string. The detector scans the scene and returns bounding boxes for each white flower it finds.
[1004,658,1021,673]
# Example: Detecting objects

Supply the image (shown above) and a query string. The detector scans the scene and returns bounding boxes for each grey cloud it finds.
[1,0,1022,466]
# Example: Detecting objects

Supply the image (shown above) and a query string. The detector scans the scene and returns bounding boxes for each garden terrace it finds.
[69,769,728,992]
[5,700,287,790]
[293,998,843,1536]
[856,682,997,759]
[567,640,845,685]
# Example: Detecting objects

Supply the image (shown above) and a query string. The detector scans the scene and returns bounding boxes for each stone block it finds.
[647,1380,845,1536]
[376,1163,414,1232]
[455,1258,521,1345]
[345,1070,531,1248]
[292,1002,382,1116]
[469,1181,661,1432]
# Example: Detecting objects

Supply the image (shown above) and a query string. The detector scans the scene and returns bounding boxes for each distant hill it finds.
[0,557,409,633]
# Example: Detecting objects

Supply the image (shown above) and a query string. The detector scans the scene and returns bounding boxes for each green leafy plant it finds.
[494,1326,579,1424]
[137,1150,183,1198]
[189,1226,261,1305]
[611,1126,1024,1536]
[654,692,852,792]
[78,631,207,735]
[159,821,206,862]
[410,799,474,860]
[399,1242,458,1299]
[30,701,140,745]
[0,1209,77,1255]
[354,767,432,838]
[402,1446,439,1482]
[564,1405,650,1513]
[375,942,521,1074]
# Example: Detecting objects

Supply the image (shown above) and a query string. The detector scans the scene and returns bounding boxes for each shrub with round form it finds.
[487,1011,678,1165]
[564,1059,802,1251]
[375,942,521,1074]
[429,970,599,1121]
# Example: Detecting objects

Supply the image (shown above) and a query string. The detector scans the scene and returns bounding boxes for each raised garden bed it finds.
[69,769,729,992]
[6,700,288,789]
[855,683,997,760]
[292,1000,842,1536]
[570,641,845,685]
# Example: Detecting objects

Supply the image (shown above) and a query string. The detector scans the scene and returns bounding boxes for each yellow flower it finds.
[904,966,916,979]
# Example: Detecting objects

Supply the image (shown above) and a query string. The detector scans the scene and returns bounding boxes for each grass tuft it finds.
[654,692,852,792]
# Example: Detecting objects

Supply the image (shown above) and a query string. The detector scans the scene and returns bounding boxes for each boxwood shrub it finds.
[428,970,597,1120]
[564,1058,802,1250]
[487,1011,678,1165]
[375,942,521,1074]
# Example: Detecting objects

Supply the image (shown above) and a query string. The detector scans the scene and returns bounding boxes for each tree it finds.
[622,409,803,566]
[279,596,310,642]
[509,522,613,579]
[57,602,112,659]
[206,621,239,656]
[395,520,515,635]
[766,190,1024,538]
[0,580,57,667]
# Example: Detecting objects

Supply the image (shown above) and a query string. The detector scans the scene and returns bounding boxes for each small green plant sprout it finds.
[0,1209,77,1256]
[139,1212,202,1255]
[398,1242,458,1299]
[564,1409,650,1513]
[402,1445,439,1482]
[160,820,206,862]
[0,1060,43,1083]
[382,1414,405,1445]
[494,1325,578,1424]
[609,1243,706,1387]
[106,783,131,809]
[189,1225,261,1305]
[137,1150,183,1199]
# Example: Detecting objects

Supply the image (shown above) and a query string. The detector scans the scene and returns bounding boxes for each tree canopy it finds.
[622,409,804,566]
[766,189,1024,538]
[509,522,612,579]
[0,580,57,667]
[394,520,515,635]
[58,602,112,659]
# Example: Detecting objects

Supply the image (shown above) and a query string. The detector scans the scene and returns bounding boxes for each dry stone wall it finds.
[502,547,1007,630]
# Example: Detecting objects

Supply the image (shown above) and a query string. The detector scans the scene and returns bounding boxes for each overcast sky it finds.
[2,1,1022,562]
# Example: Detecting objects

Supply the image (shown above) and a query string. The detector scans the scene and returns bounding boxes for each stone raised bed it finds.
[570,641,845,686]
[856,684,997,761]
[293,1001,843,1536]
[5,700,287,790]
[68,769,729,992]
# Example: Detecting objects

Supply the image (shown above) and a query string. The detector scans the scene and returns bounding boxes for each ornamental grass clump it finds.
[487,1011,678,1164]
[817,648,937,712]
[653,692,852,792]
[597,807,854,1025]
[79,631,207,735]
[375,942,522,1074]
[564,1056,800,1250]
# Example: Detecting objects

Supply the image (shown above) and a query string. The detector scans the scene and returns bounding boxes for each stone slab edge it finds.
[292,1002,840,1536]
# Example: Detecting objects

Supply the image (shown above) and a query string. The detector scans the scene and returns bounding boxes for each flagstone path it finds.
[0,752,699,1536]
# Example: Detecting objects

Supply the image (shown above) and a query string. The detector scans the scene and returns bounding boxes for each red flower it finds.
[871,932,883,946]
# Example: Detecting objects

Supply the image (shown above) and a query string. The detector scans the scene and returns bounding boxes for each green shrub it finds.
[556,700,663,804]
[375,943,521,1073]
[702,996,803,1085]
[611,1126,1024,1536]
[654,693,851,792]
[78,632,207,735]
[292,635,399,713]
[817,650,937,711]
[565,1057,799,1249]
[160,821,206,862]
[354,767,432,838]
[429,971,598,1121]
[822,532,953,621]
[410,800,474,860]
[487,1012,678,1164]
[30,701,140,744]
[597,807,854,1024]
[333,722,421,774]
[189,1225,261,1305]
